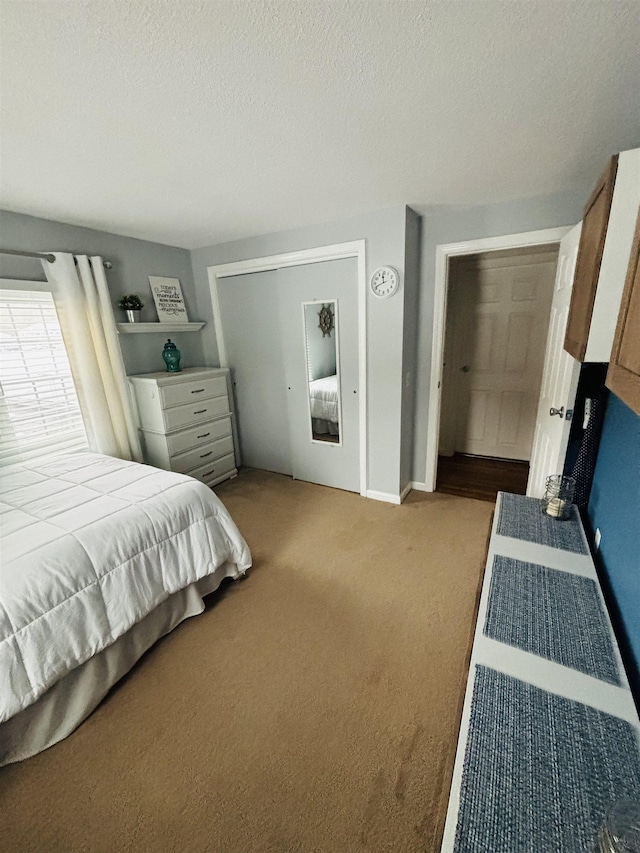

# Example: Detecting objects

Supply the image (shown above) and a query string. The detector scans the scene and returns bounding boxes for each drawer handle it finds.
[196,432,210,439]
[191,388,205,394]
[194,409,207,414]
[200,451,213,458]
[203,469,215,477]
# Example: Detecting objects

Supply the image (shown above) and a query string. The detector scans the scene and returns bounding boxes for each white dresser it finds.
[128,367,238,488]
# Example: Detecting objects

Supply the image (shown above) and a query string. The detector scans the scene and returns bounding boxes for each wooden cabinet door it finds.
[606,207,640,415]
[564,155,618,360]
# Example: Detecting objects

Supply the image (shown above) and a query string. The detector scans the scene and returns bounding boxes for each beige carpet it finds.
[0,469,493,853]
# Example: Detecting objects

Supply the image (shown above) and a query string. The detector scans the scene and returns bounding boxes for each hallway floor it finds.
[437,453,529,502]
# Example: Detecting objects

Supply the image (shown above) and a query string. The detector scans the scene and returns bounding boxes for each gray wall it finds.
[412,187,589,483]
[3,190,592,493]
[191,206,408,497]
[0,210,201,376]
[192,193,590,492]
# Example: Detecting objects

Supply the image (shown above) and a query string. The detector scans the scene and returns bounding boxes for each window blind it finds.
[0,289,88,465]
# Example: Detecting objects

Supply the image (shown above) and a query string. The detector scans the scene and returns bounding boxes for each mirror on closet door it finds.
[302,300,342,445]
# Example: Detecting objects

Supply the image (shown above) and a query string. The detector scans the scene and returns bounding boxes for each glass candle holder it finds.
[541,474,576,520]
[598,798,640,852]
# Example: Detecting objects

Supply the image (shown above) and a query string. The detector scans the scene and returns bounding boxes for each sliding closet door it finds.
[278,258,360,493]
[217,270,292,475]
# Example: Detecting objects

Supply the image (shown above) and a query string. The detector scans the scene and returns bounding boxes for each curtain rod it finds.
[0,248,113,268]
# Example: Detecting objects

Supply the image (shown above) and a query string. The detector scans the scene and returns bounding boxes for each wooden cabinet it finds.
[564,148,640,363]
[606,208,640,415]
[128,367,239,488]
[564,155,618,360]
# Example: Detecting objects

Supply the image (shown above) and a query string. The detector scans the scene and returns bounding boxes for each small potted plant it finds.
[118,294,144,323]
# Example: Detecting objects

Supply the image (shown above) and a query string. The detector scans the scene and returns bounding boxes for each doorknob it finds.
[549,407,564,418]
[461,365,470,373]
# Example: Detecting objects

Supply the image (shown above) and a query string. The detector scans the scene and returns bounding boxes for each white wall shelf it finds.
[117,321,205,334]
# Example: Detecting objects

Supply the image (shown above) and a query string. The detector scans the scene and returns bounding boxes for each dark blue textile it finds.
[454,666,640,853]
[497,492,588,554]
[484,556,620,684]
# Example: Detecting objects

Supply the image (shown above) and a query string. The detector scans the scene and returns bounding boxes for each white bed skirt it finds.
[312,417,339,436]
[0,561,239,767]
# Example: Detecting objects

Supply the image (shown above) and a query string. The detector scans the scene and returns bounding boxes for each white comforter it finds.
[309,374,339,423]
[0,453,251,723]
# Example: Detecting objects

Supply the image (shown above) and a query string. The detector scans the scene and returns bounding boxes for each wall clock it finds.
[370,266,399,298]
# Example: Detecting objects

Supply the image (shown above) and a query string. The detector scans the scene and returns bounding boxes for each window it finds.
[0,287,88,465]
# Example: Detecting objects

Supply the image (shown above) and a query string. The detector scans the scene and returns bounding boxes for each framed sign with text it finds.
[149,276,188,322]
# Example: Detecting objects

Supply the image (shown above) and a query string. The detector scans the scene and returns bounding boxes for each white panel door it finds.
[453,256,556,460]
[278,258,360,493]
[527,224,582,497]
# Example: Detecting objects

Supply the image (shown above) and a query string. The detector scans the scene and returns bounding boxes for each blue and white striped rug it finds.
[454,666,640,853]
[484,556,620,684]
[497,493,588,554]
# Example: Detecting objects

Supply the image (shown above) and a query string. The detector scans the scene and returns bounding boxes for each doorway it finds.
[426,229,570,500]
[425,227,571,494]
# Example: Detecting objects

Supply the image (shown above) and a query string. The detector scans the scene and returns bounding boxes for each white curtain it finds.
[42,253,143,462]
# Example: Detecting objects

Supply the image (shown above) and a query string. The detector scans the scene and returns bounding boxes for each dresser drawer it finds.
[160,376,227,409]
[164,396,230,431]
[188,452,236,486]
[171,435,235,474]
[128,368,238,477]
[166,416,232,456]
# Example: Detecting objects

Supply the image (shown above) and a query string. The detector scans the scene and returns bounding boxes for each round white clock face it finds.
[370,266,399,298]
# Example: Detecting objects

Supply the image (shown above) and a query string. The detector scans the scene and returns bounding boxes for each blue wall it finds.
[588,393,640,694]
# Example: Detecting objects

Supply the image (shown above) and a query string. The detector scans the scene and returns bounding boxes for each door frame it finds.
[424,227,571,492]
[207,240,367,496]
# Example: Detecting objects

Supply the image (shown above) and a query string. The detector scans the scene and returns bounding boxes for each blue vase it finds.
[162,339,181,373]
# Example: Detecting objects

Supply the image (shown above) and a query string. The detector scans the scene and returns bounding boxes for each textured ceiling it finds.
[1,0,639,249]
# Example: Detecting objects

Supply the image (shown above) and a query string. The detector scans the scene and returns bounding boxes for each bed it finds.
[0,452,252,765]
[309,374,339,436]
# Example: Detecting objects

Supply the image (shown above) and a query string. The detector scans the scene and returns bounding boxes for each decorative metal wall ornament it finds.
[318,303,334,337]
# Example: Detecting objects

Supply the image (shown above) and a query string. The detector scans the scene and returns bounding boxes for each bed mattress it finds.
[0,571,233,765]
[0,452,251,727]
[309,374,339,423]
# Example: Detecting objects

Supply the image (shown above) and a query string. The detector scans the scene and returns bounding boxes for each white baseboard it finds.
[366,482,432,504]
[366,489,401,505]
